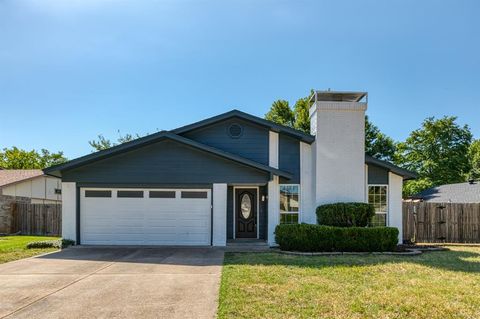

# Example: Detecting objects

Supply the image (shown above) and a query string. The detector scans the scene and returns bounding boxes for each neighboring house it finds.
[0,169,62,204]
[44,91,416,246]
[414,181,480,203]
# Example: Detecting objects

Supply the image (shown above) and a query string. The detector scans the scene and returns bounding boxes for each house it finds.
[413,180,480,203]
[0,169,62,204]
[44,91,416,246]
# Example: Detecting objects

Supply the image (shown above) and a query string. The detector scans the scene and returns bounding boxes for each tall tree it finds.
[468,139,480,180]
[395,116,472,196]
[265,100,295,127]
[0,147,67,169]
[293,95,311,133]
[89,131,140,151]
[365,116,396,161]
[265,93,397,160]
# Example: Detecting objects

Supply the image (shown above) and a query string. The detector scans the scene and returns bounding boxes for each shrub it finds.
[26,238,75,249]
[275,224,399,252]
[316,202,375,227]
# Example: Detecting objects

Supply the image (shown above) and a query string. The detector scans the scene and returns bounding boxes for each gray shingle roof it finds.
[416,182,480,203]
[0,169,44,187]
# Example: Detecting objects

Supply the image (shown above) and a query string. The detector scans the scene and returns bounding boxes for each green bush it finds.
[26,239,75,249]
[275,224,399,252]
[316,202,375,227]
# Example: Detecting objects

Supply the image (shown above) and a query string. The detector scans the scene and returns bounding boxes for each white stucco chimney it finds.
[309,91,367,206]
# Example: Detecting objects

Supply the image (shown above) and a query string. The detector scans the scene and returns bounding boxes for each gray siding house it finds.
[44,91,415,246]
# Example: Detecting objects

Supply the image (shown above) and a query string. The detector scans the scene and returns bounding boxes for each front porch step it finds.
[227,239,269,246]
[225,239,271,252]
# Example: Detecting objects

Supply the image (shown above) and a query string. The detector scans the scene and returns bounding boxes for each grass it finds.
[218,246,480,319]
[0,235,60,264]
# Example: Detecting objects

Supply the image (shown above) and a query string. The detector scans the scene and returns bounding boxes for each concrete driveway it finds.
[0,247,224,319]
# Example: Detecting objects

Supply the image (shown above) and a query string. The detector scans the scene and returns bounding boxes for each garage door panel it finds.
[81,188,211,245]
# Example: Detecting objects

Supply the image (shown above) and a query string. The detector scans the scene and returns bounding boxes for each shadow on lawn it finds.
[224,247,480,273]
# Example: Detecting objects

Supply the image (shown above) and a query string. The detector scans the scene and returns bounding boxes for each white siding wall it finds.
[62,182,77,242]
[212,183,227,246]
[388,172,403,244]
[300,141,315,224]
[1,176,61,203]
[310,101,367,206]
[267,176,280,246]
[268,131,280,245]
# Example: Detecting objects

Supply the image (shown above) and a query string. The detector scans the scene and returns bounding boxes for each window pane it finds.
[117,190,144,198]
[85,190,111,198]
[149,191,176,198]
[280,213,299,224]
[371,214,386,227]
[181,191,208,199]
[280,185,299,213]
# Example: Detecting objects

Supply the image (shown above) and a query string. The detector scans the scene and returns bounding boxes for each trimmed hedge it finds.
[275,224,399,252]
[26,239,75,249]
[316,202,375,227]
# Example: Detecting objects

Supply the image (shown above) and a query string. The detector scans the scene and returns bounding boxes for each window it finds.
[280,185,299,224]
[117,190,144,198]
[368,185,388,226]
[181,191,208,199]
[85,190,111,198]
[149,191,176,198]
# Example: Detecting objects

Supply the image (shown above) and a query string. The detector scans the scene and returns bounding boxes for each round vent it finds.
[228,123,243,138]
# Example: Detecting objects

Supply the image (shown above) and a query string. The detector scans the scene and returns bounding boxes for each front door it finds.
[235,188,257,238]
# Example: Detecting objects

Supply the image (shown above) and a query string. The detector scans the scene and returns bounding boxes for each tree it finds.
[395,116,472,196]
[293,95,311,133]
[0,147,67,169]
[265,100,295,127]
[468,139,480,180]
[265,92,397,160]
[89,131,140,151]
[365,116,396,161]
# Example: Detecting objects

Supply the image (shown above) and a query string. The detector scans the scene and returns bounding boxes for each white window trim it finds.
[368,184,389,226]
[279,184,301,224]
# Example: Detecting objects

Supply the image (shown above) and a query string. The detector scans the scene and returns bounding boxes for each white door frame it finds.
[232,186,260,239]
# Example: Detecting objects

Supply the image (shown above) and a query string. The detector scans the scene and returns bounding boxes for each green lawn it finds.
[0,235,60,264]
[218,246,480,319]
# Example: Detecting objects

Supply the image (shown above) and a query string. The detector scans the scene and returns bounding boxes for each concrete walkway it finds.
[0,247,224,319]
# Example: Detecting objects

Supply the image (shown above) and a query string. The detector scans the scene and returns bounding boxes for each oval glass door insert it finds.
[240,194,252,219]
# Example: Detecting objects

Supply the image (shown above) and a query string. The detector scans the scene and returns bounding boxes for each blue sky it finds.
[1,0,479,159]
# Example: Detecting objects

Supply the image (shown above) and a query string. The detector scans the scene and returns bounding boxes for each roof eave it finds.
[43,131,293,180]
[365,155,418,180]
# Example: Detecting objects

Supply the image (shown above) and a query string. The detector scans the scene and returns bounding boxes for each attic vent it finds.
[228,123,243,138]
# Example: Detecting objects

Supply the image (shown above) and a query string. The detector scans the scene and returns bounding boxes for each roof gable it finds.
[44,132,292,179]
[172,110,315,143]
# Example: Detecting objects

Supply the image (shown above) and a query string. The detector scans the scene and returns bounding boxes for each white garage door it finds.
[80,188,211,245]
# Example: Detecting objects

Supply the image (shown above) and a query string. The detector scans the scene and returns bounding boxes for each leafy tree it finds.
[265,92,397,161]
[265,100,295,127]
[293,95,311,133]
[365,116,396,161]
[467,139,480,180]
[0,147,67,169]
[89,131,141,151]
[395,116,472,196]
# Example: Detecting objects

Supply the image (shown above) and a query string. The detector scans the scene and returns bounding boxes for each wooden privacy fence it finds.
[403,201,480,243]
[11,203,62,236]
